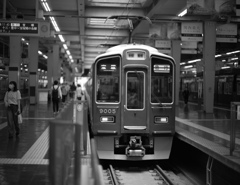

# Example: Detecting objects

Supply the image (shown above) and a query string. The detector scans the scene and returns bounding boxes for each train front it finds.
[91,45,175,160]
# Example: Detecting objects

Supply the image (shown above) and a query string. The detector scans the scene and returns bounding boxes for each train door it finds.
[122,67,147,131]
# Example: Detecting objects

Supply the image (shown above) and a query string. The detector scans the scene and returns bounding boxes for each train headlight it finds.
[100,116,115,123]
[154,117,168,124]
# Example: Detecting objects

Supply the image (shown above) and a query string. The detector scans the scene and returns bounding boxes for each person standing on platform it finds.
[69,82,76,98]
[61,83,67,103]
[51,80,62,114]
[182,86,190,105]
[76,84,83,100]
[4,81,22,138]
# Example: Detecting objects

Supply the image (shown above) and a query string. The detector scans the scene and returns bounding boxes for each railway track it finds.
[102,163,194,185]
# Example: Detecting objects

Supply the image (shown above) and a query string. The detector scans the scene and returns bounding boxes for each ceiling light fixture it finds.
[58,35,65,42]
[226,50,240,55]
[50,17,60,32]
[178,9,187,17]
[41,0,51,12]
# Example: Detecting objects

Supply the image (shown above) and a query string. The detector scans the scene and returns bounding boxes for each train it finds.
[85,44,176,160]
[180,68,240,107]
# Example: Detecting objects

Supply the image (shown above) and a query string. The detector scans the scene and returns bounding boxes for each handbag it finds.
[18,114,23,124]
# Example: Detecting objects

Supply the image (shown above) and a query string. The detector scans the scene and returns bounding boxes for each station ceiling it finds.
[1,0,239,72]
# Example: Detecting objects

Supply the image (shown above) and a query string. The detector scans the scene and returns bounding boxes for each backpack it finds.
[52,87,59,100]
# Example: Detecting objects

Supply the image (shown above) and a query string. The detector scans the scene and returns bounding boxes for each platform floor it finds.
[0,100,240,184]
[175,102,240,173]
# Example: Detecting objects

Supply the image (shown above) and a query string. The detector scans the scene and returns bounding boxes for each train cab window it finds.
[96,56,120,103]
[126,71,145,109]
[151,57,173,104]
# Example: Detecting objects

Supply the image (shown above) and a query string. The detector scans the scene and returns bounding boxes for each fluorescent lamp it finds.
[184,65,193,69]
[178,9,187,17]
[21,38,25,41]
[180,62,186,65]
[50,17,60,32]
[63,44,68,50]
[215,54,221,57]
[66,50,70,55]
[188,59,200,64]
[38,51,43,55]
[45,2,51,11]
[230,57,238,61]
[58,35,65,42]
[221,66,230,69]
[226,50,240,55]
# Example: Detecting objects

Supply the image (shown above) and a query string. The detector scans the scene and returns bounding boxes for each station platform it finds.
[175,102,240,173]
[0,99,240,184]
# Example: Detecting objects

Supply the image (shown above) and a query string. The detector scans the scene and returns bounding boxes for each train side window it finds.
[95,56,120,103]
[151,57,173,104]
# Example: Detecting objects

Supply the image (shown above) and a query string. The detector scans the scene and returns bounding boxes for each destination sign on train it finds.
[0,22,38,34]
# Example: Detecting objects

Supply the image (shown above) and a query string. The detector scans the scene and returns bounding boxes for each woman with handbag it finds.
[4,81,22,138]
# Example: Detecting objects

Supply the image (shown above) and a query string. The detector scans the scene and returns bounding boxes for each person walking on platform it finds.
[69,82,76,98]
[51,80,62,114]
[61,83,67,103]
[4,81,22,138]
[182,86,190,105]
[76,84,83,100]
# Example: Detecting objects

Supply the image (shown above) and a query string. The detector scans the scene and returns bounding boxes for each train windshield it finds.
[96,56,120,103]
[126,71,145,110]
[151,57,173,104]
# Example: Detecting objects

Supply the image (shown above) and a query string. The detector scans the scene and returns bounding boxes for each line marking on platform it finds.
[0,158,49,165]
[176,117,240,145]
[22,127,49,159]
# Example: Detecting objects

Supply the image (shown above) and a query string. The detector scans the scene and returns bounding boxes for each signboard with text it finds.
[0,20,50,37]
[181,22,203,42]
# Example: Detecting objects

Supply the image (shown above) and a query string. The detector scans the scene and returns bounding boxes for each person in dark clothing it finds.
[52,80,62,114]
[69,82,76,98]
[182,86,190,105]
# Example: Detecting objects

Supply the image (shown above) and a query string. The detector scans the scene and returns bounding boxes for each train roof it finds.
[94,43,175,62]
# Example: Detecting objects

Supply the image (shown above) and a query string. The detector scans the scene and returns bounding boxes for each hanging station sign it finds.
[216,23,237,43]
[0,20,50,37]
[155,40,171,54]
[181,22,203,42]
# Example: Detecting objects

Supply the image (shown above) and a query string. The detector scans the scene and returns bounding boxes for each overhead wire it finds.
[104,0,140,45]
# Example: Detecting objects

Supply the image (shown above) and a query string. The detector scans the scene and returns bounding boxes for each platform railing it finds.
[49,119,75,185]
[230,102,240,156]
[90,139,105,185]
[50,95,104,185]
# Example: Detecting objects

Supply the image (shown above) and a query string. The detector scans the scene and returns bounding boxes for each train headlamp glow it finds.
[155,117,168,124]
[100,116,115,123]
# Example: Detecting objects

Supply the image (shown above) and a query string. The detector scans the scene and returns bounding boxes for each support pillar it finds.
[52,45,60,82]
[9,36,21,87]
[47,51,53,89]
[203,21,216,113]
[171,40,181,106]
[29,38,39,104]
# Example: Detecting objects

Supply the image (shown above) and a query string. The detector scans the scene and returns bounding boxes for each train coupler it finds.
[125,136,146,157]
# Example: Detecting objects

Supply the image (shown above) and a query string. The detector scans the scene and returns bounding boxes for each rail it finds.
[230,102,240,156]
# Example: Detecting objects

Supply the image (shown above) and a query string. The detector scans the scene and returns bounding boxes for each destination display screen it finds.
[153,64,170,73]
[0,21,39,35]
